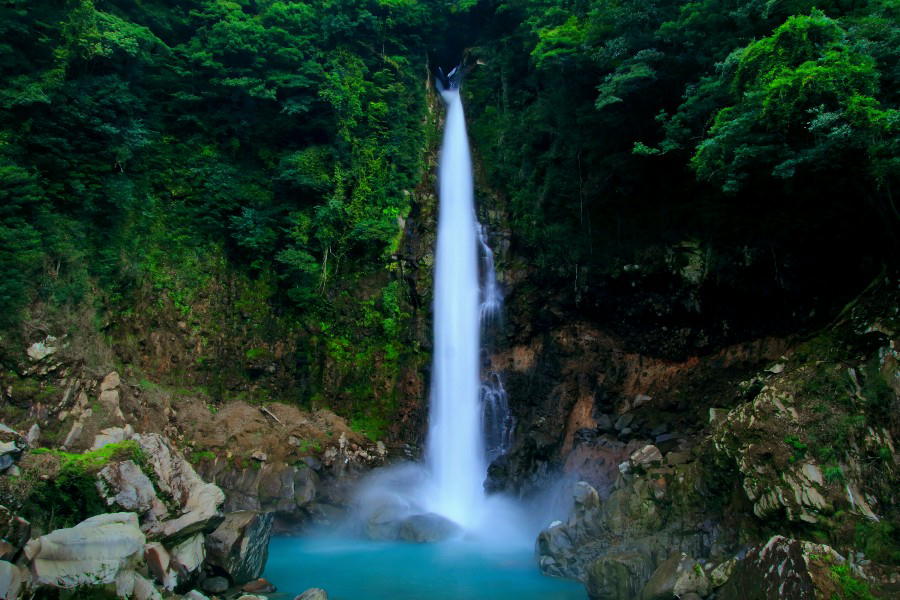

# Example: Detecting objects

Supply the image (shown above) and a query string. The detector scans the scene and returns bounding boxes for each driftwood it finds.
[259,406,283,425]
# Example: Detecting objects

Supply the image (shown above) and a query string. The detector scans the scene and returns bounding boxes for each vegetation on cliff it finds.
[0,1,897,427]
[464,0,898,354]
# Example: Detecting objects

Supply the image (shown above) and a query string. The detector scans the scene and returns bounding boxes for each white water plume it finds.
[348,72,549,548]
[424,83,485,527]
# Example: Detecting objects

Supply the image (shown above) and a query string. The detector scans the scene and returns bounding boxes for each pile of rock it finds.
[0,421,278,600]
[538,480,874,600]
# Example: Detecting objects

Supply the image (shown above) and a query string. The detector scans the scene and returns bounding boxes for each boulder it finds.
[100,371,121,391]
[144,542,179,590]
[200,576,229,594]
[364,504,406,541]
[134,572,163,600]
[27,337,58,361]
[586,552,654,600]
[665,451,690,466]
[25,512,145,588]
[0,441,22,473]
[717,536,846,600]
[397,513,460,543]
[98,389,126,424]
[91,427,131,451]
[25,425,40,447]
[144,542,170,585]
[709,558,736,589]
[0,507,30,562]
[200,461,319,514]
[295,588,328,600]
[629,445,663,469]
[183,591,209,600]
[116,570,163,600]
[137,433,225,541]
[242,578,276,593]
[205,511,274,584]
[170,533,205,579]
[98,460,165,516]
[61,421,84,450]
[640,553,709,600]
[0,561,23,600]
[536,481,608,580]
[536,521,574,577]
[573,480,600,512]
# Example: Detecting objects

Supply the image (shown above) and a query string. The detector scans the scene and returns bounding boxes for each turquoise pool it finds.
[264,536,586,600]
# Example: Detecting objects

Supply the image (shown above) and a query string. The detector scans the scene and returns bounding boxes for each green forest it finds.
[1,0,897,423]
[1,2,899,599]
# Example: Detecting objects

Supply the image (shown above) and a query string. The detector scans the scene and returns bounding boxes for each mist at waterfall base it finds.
[262,81,581,599]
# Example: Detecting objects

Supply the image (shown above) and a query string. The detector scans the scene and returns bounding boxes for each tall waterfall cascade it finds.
[425,82,485,526]
[353,70,534,545]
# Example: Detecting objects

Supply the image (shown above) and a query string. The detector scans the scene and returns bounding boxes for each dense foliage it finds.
[0,0,465,427]
[464,0,898,347]
[1,0,897,413]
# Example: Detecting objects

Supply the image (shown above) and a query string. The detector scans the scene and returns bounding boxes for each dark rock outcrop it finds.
[718,536,845,600]
[205,511,274,584]
[398,513,461,543]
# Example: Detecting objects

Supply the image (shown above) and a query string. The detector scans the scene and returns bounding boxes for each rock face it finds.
[629,445,663,469]
[24,512,145,588]
[586,552,655,600]
[0,507,31,562]
[170,533,206,580]
[711,385,834,524]
[144,542,176,590]
[116,570,163,600]
[538,470,728,594]
[205,511,274,584]
[536,481,603,579]
[200,575,229,594]
[0,561,24,600]
[397,513,461,543]
[639,553,709,600]
[136,433,225,541]
[718,536,849,600]
[201,460,319,515]
[98,459,166,516]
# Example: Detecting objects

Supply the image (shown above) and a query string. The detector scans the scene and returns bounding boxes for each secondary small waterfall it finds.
[477,222,503,323]
[425,81,485,527]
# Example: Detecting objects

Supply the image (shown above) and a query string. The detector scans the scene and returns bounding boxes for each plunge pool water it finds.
[264,536,585,600]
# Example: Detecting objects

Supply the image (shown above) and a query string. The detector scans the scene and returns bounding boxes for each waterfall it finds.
[477,223,513,463]
[425,81,485,527]
[477,222,503,324]
[482,371,514,463]
[352,70,534,544]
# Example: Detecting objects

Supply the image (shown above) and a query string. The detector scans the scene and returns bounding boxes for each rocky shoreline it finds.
[0,285,897,600]
[0,342,389,600]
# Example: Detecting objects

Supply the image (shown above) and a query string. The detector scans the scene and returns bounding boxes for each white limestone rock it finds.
[136,433,225,541]
[25,512,144,588]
